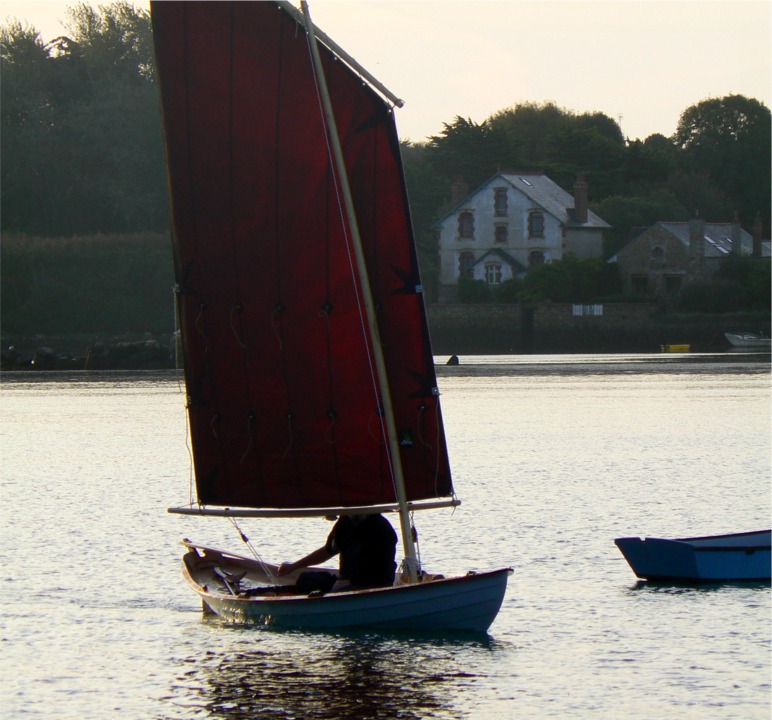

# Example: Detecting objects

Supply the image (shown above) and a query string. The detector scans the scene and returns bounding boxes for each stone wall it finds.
[426,302,765,354]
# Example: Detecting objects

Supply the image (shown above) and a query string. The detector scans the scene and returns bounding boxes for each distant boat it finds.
[615,530,771,582]
[151,0,511,633]
[724,332,771,350]
[660,344,690,353]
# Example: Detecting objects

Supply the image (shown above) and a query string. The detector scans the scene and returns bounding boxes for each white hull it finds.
[724,332,771,349]
[615,530,771,582]
[182,543,511,633]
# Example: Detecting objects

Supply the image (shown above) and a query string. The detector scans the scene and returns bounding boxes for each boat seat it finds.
[213,566,247,595]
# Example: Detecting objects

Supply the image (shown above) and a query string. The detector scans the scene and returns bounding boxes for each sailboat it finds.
[151,0,511,632]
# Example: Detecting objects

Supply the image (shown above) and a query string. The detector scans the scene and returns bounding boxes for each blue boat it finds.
[615,530,771,582]
[182,541,511,632]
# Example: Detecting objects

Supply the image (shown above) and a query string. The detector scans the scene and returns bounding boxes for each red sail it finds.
[151,1,453,509]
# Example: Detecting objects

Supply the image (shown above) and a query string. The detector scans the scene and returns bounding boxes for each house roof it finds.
[435,172,611,229]
[609,221,768,261]
[662,222,754,257]
[499,173,610,229]
[471,247,526,273]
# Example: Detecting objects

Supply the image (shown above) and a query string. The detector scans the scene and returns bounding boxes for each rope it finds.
[411,511,422,570]
[229,304,247,348]
[194,303,207,350]
[282,412,295,458]
[226,517,280,586]
[270,304,284,350]
[240,413,256,464]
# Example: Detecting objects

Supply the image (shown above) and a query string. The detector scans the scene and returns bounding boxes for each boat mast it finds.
[300,0,419,582]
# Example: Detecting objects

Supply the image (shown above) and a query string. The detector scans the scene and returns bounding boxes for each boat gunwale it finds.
[673,529,771,544]
[182,544,514,605]
[185,557,514,606]
[616,530,771,547]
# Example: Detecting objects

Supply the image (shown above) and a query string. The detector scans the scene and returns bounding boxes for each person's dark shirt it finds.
[325,514,397,587]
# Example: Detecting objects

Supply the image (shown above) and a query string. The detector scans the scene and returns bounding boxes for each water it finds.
[1,354,770,719]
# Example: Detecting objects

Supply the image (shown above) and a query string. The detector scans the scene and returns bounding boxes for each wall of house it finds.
[565,227,605,258]
[614,225,690,295]
[437,178,564,290]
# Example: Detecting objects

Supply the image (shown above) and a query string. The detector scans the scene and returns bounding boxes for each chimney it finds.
[731,213,743,256]
[689,212,705,261]
[753,212,763,257]
[573,175,588,223]
[451,175,468,206]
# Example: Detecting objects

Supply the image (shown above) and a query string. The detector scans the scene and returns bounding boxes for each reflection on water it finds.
[2,356,769,720]
[630,580,772,594]
[164,629,502,720]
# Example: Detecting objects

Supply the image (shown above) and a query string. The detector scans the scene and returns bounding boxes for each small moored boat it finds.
[614,530,771,582]
[724,332,771,350]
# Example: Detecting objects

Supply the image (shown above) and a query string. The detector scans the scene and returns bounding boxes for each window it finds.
[459,251,475,279]
[494,224,508,243]
[651,246,664,263]
[494,188,508,216]
[528,210,544,238]
[458,211,474,239]
[572,304,604,317]
[631,275,648,295]
[665,275,682,294]
[485,263,502,285]
[528,250,545,267]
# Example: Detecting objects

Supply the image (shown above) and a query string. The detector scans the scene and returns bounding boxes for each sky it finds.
[2,0,770,143]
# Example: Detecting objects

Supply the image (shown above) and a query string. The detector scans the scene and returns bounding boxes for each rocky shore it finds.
[1,333,179,371]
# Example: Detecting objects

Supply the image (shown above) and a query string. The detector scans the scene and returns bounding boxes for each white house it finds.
[435,172,610,301]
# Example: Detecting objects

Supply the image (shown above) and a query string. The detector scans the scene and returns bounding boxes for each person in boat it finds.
[278,513,397,592]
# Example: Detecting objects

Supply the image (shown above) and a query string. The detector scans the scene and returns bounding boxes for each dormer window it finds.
[528,211,544,239]
[485,263,502,285]
[494,188,508,217]
[458,211,474,240]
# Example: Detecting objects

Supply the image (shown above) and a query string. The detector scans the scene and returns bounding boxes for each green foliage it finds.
[1,6,769,331]
[0,2,167,236]
[678,281,744,313]
[673,95,771,228]
[677,256,770,313]
[492,278,523,303]
[596,191,689,256]
[713,256,771,310]
[457,277,491,303]
[521,256,622,304]
[1,233,174,334]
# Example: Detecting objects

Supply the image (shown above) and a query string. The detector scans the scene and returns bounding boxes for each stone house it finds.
[435,171,610,302]
[610,215,769,300]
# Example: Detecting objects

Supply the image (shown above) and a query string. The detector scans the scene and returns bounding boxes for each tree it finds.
[521,256,621,303]
[673,95,771,233]
[0,22,59,234]
[425,116,507,190]
[489,101,569,167]
[0,2,168,236]
[595,191,689,257]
